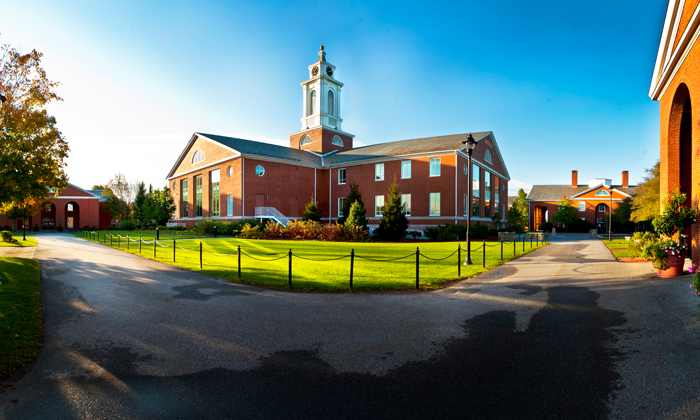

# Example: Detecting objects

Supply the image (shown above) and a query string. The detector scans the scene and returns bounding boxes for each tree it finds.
[345,201,368,231]
[107,173,138,221]
[132,182,148,225]
[302,197,322,222]
[612,197,634,232]
[510,188,529,228]
[630,160,660,223]
[146,186,176,226]
[550,195,578,230]
[0,45,69,212]
[491,212,502,229]
[374,179,409,241]
[100,188,122,220]
[339,183,365,225]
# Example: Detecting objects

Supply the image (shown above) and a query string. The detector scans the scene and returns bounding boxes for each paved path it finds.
[1,234,700,419]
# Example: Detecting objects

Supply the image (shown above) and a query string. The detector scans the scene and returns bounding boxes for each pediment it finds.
[167,134,240,179]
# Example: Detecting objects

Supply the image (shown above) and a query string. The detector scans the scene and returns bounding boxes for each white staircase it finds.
[254,207,291,227]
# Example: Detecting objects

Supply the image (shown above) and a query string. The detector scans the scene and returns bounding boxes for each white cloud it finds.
[509,180,533,194]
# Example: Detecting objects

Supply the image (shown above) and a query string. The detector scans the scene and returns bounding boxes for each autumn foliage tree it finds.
[0,45,69,213]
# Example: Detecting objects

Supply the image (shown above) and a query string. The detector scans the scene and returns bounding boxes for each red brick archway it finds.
[65,202,80,230]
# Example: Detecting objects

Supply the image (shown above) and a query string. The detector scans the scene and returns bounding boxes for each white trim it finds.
[570,184,631,198]
[167,155,241,180]
[54,196,100,200]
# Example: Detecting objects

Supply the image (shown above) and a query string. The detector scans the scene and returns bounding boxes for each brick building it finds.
[166,47,511,231]
[0,183,112,231]
[527,171,636,231]
[650,0,700,261]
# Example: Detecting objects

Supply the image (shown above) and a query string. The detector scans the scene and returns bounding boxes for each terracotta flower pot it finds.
[656,252,686,278]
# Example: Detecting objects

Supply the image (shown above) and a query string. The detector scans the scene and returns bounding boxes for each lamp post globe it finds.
[462,133,478,265]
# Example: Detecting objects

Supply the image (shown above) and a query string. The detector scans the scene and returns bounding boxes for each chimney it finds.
[622,171,629,188]
[571,170,578,187]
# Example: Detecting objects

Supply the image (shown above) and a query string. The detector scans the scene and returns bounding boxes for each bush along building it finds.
[166,46,511,232]
[527,170,636,232]
[650,0,700,262]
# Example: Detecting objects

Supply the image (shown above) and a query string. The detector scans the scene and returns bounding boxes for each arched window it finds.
[331,135,343,147]
[310,90,316,115]
[192,149,204,164]
[300,135,312,146]
[328,90,335,116]
[595,190,610,196]
[484,150,493,164]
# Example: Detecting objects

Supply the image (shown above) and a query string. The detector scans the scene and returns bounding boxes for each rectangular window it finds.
[430,158,441,177]
[227,195,233,216]
[375,163,384,181]
[401,160,411,179]
[401,194,411,216]
[484,171,491,217]
[338,197,346,217]
[579,202,585,212]
[375,195,384,217]
[473,196,479,217]
[194,175,203,217]
[210,169,220,217]
[338,168,346,184]
[430,193,440,216]
[463,194,468,217]
[181,179,189,218]
[472,164,480,198]
[494,177,500,216]
[598,204,606,212]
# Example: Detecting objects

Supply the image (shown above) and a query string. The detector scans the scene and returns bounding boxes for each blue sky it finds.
[2,0,668,193]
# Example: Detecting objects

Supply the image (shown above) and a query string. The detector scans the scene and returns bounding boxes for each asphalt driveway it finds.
[1,233,699,419]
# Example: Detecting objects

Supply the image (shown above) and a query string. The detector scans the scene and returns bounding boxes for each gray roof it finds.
[527,184,637,202]
[88,190,106,202]
[508,196,518,208]
[323,132,491,165]
[198,133,321,165]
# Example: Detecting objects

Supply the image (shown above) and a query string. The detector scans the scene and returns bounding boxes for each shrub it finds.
[409,231,422,239]
[33,224,40,232]
[2,225,10,231]
[194,218,219,235]
[488,228,498,238]
[264,222,284,239]
[423,225,458,241]
[423,226,440,241]
[629,231,659,258]
[568,218,595,233]
[82,225,90,230]
[538,222,554,232]
[57,225,64,232]
[117,220,137,231]
[470,223,490,239]
[344,224,369,242]
[240,223,263,239]
[90,226,97,231]
[1,231,12,242]
[321,223,344,241]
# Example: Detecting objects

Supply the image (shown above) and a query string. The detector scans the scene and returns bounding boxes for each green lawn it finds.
[73,233,547,291]
[0,257,42,375]
[0,238,37,247]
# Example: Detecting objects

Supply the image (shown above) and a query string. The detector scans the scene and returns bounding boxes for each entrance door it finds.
[256,194,265,209]
[67,217,74,229]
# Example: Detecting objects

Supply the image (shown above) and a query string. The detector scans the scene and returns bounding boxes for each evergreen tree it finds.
[302,198,322,222]
[374,179,409,241]
[339,183,365,225]
[150,187,176,226]
[510,188,529,228]
[344,201,368,231]
[133,182,147,225]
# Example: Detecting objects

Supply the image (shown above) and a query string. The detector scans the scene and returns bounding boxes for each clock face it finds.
[312,67,319,76]
[326,67,333,77]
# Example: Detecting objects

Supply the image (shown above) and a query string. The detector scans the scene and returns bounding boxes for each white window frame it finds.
[227,195,233,216]
[430,192,440,216]
[579,202,585,212]
[595,190,610,196]
[485,150,493,164]
[375,163,385,181]
[338,197,346,217]
[401,160,411,179]
[598,204,606,212]
[401,194,411,216]
[430,158,441,177]
[338,168,346,184]
[375,195,385,217]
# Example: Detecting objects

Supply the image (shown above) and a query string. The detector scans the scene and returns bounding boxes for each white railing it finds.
[255,207,291,227]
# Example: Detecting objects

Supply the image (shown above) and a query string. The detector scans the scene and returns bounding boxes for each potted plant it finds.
[648,188,698,277]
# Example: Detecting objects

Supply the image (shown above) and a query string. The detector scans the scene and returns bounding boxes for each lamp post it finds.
[609,185,613,241]
[462,133,479,265]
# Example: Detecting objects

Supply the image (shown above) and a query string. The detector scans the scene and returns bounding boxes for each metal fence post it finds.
[153,238,157,258]
[173,240,176,262]
[350,249,355,291]
[457,244,461,277]
[501,239,503,260]
[139,235,142,254]
[127,234,130,251]
[483,240,486,268]
[288,249,293,288]
[514,236,516,256]
[118,235,120,248]
[110,234,113,246]
[199,242,203,269]
[415,247,420,290]
[530,235,533,249]
[523,236,525,252]
[237,245,241,278]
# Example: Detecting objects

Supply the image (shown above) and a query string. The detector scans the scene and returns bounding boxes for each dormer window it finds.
[300,135,312,146]
[485,150,493,164]
[331,135,343,147]
[328,90,335,116]
[191,149,204,164]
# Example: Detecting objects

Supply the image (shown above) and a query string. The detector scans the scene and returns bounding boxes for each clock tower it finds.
[289,46,354,154]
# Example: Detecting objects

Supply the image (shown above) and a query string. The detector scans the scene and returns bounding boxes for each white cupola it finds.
[300,45,343,131]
